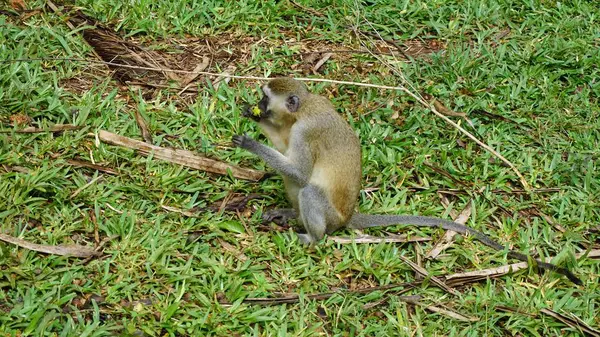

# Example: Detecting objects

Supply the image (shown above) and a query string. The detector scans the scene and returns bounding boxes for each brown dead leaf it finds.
[161,205,200,218]
[0,233,101,258]
[494,28,511,42]
[179,56,210,87]
[218,239,248,262]
[445,248,595,287]
[212,65,237,90]
[585,249,600,259]
[63,293,105,312]
[312,53,333,73]
[120,298,153,309]
[19,9,41,20]
[398,255,459,296]
[230,288,419,306]
[431,99,466,117]
[540,308,600,337]
[530,209,566,233]
[9,114,31,125]
[445,262,527,286]
[289,0,325,17]
[298,52,320,73]
[195,193,261,213]
[495,305,536,317]
[426,199,472,259]
[1,165,30,174]
[10,0,26,10]
[134,110,152,143]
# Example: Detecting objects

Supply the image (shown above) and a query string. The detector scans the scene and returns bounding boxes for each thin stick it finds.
[351,14,529,190]
[398,255,459,296]
[221,281,421,305]
[70,174,104,198]
[1,57,529,189]
[95,130,264,181]
[0,233,100,258]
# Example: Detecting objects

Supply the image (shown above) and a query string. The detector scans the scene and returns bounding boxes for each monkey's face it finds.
[243,85,299,127]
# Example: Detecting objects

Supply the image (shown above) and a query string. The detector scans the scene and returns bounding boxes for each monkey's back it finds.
[302,95,362,228]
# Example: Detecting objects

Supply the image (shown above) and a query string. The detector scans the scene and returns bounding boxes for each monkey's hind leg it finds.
[296,185,330,245]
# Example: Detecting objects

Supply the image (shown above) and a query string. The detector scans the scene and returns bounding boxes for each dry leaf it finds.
[10,0,26,10]
[312,53,333,73]
[0,233,100,258]
[426,200,472,259]
[218,240,248,262]
[161,205,200,218]
[9,113,31,125]
[398,255,459,296]
[540,308,600,337]
[213,65,237,90]
[134,110,152,143]
[432,99,466,117]
[445,248,595,287]
[180,56,210,86]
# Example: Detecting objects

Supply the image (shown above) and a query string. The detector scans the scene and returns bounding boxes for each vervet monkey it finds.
[232,78,581,285]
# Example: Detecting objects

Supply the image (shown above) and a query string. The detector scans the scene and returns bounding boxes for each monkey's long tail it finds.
[347,213,582,285]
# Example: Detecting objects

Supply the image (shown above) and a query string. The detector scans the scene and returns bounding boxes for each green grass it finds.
[1,0,599,335]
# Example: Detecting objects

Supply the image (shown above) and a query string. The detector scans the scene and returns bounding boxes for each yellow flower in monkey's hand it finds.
[251,106,261,117]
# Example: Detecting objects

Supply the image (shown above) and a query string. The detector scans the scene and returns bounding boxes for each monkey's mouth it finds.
[242,104,271,121]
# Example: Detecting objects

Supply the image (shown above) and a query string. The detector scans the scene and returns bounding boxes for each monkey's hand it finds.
[232,134,253,149]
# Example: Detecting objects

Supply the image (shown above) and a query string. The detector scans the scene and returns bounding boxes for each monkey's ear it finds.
[286,95,300,112]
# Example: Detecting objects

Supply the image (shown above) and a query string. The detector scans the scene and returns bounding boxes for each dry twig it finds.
[95,130,264,181]
[2,56,530,189]
[312,53,333,73]
[0,124,82,133]
[66,159,118,175]
[402,297,479,322]
[540,309,600,337]
[220,281,420,305]
[426,197,472,259]
[352,14,530,190]
[0,233,100,258]
[445,250,596,287]
[398,255,459,296]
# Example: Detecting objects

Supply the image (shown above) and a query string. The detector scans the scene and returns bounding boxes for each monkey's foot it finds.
[296,233,316,246]
[262,208,297,226]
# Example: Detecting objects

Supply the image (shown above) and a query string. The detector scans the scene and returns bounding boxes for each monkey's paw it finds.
[241,104,253,118]
[296,233,316,246]
[232,134,252,148]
